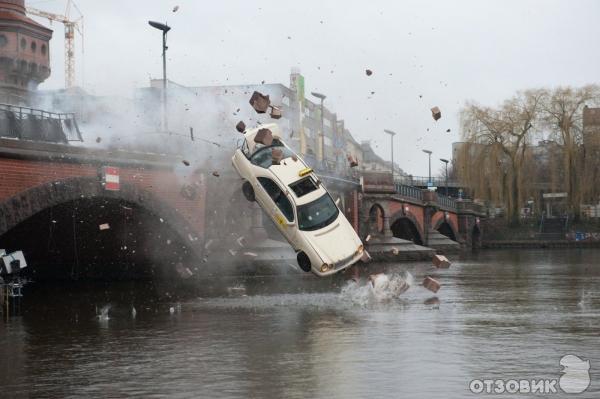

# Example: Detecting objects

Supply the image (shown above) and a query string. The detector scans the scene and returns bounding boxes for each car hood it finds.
[302,214,362,264]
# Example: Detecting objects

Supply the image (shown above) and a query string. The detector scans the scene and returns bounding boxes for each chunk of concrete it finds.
[236,121,246,133]
[212,171,220,177]
[249,91,271,113]
[365,69,373,76]
[423,276,441,293]
[432,254,451,269]
[254,128,273,146]
[431,106,442,121]
[270,106,282,119]
[99,223,110,231]
[347,154,358,167]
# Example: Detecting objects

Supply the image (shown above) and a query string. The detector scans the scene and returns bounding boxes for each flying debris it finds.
[431,106,442,121]
[172,5,179,12]
[182,160,190,166]
[249,91,271,113]
[212,171,220,177]
[423,276,441,293]
[365,69,373,76]
[236,121,246,133]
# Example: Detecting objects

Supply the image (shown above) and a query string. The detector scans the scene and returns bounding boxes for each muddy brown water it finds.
[0,249,599,398]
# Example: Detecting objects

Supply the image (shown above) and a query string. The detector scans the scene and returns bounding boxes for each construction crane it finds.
[27,0,83,89]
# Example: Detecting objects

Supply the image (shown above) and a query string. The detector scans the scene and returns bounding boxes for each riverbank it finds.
[481,240,600,249]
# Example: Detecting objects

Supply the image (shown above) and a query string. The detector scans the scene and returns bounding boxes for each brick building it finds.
[0,0,52,104]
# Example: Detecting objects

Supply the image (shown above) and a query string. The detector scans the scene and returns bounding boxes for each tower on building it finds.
[0,0,52,104]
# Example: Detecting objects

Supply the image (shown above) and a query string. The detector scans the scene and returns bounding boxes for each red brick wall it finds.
[0,157,205,241]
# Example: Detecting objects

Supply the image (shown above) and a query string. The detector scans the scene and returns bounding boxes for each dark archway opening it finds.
[0,197,197,281]
[390,218,423,245]
[437,221,457,241]
[368,204,384,235]
[472,225,482,249]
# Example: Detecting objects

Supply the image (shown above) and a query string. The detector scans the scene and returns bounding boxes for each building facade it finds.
[0,0,52,104]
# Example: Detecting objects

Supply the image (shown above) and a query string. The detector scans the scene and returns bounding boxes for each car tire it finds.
[296,252,311,272]
[242,181,255,202]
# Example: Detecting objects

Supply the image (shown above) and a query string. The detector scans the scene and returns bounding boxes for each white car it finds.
[231,123,364,276]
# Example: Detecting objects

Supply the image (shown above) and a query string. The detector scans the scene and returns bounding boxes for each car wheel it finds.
[296,252,311,272]
[242,181,255,202]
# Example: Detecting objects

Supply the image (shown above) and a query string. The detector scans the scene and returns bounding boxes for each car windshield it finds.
[250,140,295,168]
[297,193,339,231]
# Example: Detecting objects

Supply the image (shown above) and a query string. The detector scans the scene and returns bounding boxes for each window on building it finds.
[31,41,36,52]
[20,38,26,49]
[41,44,47,55]
[257,177,295,222]
[0,35,7,47]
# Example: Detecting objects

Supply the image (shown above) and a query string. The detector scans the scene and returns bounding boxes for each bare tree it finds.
[458,90,543,225]
[539,85,600,218]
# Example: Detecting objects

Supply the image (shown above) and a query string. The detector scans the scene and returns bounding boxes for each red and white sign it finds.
[103,166,120,191]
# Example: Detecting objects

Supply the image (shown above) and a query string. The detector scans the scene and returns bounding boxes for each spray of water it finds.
[341,272,414,306]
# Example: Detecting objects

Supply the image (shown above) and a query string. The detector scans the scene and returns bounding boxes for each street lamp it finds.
[311,91,326,168]
[440,158,449,196]
[384,129,397,182]
[148,20,171,132]
[422,149,432,188]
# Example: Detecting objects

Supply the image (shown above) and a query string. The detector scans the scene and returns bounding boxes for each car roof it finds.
[243,123,282,155]
[244,123,328,205]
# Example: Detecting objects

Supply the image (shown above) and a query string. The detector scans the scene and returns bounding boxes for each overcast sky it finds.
[29,0,600,176]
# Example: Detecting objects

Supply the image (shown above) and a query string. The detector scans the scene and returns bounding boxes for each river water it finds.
[0,249,599,398]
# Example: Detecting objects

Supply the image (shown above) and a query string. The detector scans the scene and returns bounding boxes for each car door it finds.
[256,177,297,245]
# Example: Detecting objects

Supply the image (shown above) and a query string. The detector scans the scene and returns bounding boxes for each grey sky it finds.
[29,0,600,176]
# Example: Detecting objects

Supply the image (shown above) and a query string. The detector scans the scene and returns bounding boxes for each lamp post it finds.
[422,149,432,188]
[384,129,397,182]
[440,158,449,196]
[311,91,326,168]
[148,21,171,132]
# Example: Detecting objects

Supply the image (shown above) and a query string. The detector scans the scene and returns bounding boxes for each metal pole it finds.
[320,99,325,168]
[162,30,168,132]
[390,134,394,182]
[445,162,448,196]
[428,153,431,184]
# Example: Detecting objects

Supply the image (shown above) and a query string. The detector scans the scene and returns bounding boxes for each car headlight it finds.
[320,264,334,273]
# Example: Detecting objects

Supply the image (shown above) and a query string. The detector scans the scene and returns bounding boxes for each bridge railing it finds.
[0,103,82,143]
[437,194,457,209]
[395,183,423,201]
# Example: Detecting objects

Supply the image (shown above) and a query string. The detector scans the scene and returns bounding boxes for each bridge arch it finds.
[433,217,459,242]
[0,176,202,280]
[367,203,385,234]
[389,210,424,245]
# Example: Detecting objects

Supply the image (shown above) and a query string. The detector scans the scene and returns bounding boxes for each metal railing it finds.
[398,175,462,187]
[395,183,423,200]
[0,103,82,143]
[437,194,457,209]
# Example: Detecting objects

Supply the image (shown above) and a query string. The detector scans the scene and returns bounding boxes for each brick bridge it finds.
[0,139,484,278]
[359,173,485,254]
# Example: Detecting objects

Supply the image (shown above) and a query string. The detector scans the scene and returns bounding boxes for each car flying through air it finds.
[231,123,364,276]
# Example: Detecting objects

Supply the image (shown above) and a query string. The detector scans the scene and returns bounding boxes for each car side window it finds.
[257,177,295,222]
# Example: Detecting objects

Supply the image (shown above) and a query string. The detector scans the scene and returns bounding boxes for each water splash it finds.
[96,305,110,321]
[341,272,413,306]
